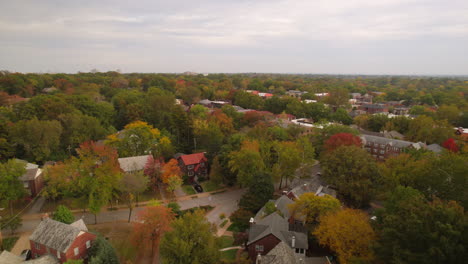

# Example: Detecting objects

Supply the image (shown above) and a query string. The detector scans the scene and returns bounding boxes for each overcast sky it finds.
[0,0,467,75]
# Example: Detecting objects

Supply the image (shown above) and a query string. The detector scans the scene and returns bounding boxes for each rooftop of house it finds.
[178,152,207,165]
[118,155,151,172]
[19,168,42,182]
[288,172,337,199]
[254,196,294,222]
[427,143,443,153]
[29,218,90,253]
[259,242,329,264]
[362,103,388,109]
[360,134,427,150]
[248,212,308,249]
[0,251,59,264]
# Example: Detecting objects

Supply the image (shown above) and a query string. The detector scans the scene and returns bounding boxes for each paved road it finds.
[12,188,245,234]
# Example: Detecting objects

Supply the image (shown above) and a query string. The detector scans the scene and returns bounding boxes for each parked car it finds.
[20,249,31,261]
[194,184,203,193]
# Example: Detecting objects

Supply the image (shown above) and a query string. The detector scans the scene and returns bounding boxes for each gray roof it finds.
[248,212,308,249]
[288,180,336,199]
[118,155,151,172]
[262,241,298,264]
[29,218,89,253]
[26,255,59,264]
[427,143,443,153]
[19,168,42,182]
[361,135,427,150]
[254,196,294,221]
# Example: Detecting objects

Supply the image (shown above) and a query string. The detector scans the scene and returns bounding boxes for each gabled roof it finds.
[0,251,59,264]
[254,196,294,222]
[427,143,443,153]
[248,212,308,249]
[361,135,427,150]
[19,168,42,182]
[29,218,89,253]
[178,153,207,165]
[118,155,151,172]
[261,241,298,264]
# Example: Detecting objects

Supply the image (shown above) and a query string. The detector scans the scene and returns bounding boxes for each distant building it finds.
[360,135,427,160]
[29,218,96,263]
[15,160,44,197]
[359,103,389,114]
[286,90,308,98]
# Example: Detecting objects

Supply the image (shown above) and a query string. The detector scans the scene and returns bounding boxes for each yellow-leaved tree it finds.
[313,208,375,264]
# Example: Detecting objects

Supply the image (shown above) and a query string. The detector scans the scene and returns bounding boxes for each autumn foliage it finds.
[324,133,362,152]
[161,159,182,184]
[132,205,175,259]
[314,208,375,264]
[442,138,459,153]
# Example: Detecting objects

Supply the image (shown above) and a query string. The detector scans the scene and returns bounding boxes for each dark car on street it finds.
[20,249,31,261]
[194,184,203,193]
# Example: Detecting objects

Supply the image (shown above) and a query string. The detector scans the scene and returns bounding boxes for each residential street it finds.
[12,188,245,234]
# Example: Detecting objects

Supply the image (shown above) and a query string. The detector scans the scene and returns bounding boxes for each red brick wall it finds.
[30,232,96,264]
[65,232,97,262]
[247,234,281,262]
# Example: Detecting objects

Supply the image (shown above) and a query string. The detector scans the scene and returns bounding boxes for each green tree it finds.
[89,236,120,264]
[64,260,83,264]
[118,171,149,222]
[273,141,302,189]
[331,108,353,125]
[209,156,223,185]
[373,186,467,264]
[239,173,274,212]
[436,104,460,124]
[320,146,379,207]
[52,205,74,224]
[0,159,26,215]
[9,118,63,162]
[228,140,265,187]
[160,210,220,264]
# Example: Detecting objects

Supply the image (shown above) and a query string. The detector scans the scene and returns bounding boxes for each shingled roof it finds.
[254,196,294,222]
[248,212,308,249]
[360,135,426,149]
[178,152,207,165]
[118,155,151,172]
[19,168,42,182]
[29,218,89,253]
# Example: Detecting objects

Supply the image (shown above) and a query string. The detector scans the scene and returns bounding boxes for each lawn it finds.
[200,181,223,192]
[219,235,234,249]
[220,249,237,261]
[182,185,196,195]
[2,236,19,251]
[89,222,138,263]
[227,223,245,233]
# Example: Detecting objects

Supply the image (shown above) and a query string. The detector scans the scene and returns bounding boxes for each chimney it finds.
[256,253,262,264]
[41,213,49,221]
[292,235,296,248]
[249,217,255,226]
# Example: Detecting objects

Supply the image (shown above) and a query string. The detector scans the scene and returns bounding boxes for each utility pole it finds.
[0,208,4,250]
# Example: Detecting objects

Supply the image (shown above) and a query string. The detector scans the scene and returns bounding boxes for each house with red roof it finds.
[176,152,208,182]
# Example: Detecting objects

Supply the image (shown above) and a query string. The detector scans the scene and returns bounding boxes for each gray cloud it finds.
[0,0,467,74]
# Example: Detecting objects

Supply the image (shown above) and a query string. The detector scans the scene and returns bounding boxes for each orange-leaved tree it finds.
[313,208,375,264]
[131,205,175,261]
[324,133,362,153]
[161,159,182,184]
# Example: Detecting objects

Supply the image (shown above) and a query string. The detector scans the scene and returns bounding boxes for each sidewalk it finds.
[21,187,235,221]
[10,231,32,255]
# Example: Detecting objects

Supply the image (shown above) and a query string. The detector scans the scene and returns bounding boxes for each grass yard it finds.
[2,236,19,251]
[221,249,237,261]
[182,185,196,195]
[200,181,224,192]
[219,235,234,249]
[227,222,245,233]
[89,222,138,263]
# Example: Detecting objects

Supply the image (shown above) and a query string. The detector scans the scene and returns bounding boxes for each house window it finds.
[200,162,205,167]
[300,249,304,254]
[23,181,29,188]
[295,248,300,253]
[35,242,40,250]
[255,245,264,252]
[74,247,79,256]
[86,240,91,249]
[380,150,385,154]
[188,171,194,176]
[187,165,194,169]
